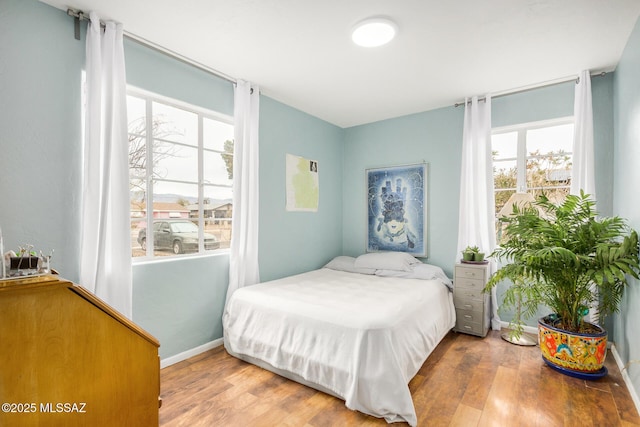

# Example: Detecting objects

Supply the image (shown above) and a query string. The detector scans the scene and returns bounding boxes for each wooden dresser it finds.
[0,275,160,426]
[453,263,490,337]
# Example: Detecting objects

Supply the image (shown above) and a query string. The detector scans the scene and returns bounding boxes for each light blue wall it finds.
[124,38,233,116]
[492,81,574,128]
[133,255,229,358]
[342,108,463,277]
[259,97,344,282]
[0,0,85,283]
[613,14,640,404]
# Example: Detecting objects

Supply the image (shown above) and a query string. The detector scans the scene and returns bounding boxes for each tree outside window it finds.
[127,91,234,259]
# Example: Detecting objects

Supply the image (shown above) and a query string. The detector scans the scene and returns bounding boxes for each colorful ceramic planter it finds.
[538,315,608,378]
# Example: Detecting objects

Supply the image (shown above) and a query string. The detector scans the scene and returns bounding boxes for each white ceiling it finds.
[41,0,640,128]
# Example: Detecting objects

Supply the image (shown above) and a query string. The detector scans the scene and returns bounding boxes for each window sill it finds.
[132,249,230,266]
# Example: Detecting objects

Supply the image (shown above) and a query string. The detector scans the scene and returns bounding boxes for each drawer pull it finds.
[464,325,472,330]
[464,304,473,309]
[464,315,472,319]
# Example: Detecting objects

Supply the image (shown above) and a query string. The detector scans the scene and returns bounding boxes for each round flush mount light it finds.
[351,17,398,47]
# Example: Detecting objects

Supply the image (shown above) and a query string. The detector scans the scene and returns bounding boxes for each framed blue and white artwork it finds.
[366,163,427,256]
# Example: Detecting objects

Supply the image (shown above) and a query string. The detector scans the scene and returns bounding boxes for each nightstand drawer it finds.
[455,266,486,281]
[455,277,484,291]
[453,298,484,312]
[456,308,483,323]
[454,287,484,301]
[455,318,484,335]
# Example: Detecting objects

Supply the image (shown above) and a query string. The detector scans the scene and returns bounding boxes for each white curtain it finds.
[226,80,260,304]
[79,13,132,318]
[572,70,598,323]
[457,95,501,329]
[571,70,596,199]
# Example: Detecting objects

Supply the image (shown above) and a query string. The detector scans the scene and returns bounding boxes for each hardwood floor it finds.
[159,330,640,426]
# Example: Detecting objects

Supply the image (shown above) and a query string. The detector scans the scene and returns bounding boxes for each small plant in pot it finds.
[462,245,485,262]
[484,191,639,379]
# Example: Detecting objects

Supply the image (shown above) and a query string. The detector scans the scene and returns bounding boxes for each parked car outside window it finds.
[137,220,220,255]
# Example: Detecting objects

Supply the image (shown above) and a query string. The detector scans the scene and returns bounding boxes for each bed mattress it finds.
[223,267,455,425]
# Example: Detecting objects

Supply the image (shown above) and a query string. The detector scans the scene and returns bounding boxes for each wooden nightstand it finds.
[453,263,490,337]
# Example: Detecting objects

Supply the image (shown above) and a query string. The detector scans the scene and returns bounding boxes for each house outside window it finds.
[492,117,574,242]
[127,88,234,259]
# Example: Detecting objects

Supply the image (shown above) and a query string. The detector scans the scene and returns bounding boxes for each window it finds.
[492,118,574,240]
[127,88,234,259]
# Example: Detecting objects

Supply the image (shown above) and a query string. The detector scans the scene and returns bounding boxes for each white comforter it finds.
[223,268,455,425]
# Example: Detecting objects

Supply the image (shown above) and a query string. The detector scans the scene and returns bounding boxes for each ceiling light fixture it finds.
[351,17,397,48]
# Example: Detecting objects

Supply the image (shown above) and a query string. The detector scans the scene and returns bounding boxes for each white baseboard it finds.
[160,338,224,369]
[611,344,640,416]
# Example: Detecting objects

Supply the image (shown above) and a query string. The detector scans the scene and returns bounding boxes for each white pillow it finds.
[324,256,376,275]
[375,263,453,290]
[354,251,420,272]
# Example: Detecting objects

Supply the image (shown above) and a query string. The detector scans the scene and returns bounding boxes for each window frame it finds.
[492,116,574,195]
[127,86,234,262]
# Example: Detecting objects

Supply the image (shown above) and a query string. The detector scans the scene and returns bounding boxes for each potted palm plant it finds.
[484,191,639,378]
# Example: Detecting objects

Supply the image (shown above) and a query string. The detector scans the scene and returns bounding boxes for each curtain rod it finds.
[124,32,237,85]
[66,8,237,86]
[453,71,607,108]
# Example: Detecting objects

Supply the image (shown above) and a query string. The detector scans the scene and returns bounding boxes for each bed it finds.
[223,252,456,426]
